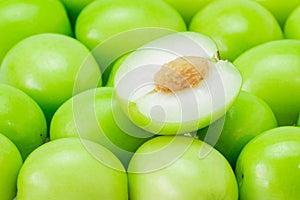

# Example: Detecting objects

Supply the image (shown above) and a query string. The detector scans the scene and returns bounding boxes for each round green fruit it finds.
[234,39,300,126]
[17,138,128,200]
[284,5,300,39]
[0,84,47,159]
[0,0,72,64]
[189,0,283,61]
[75,0,186,50]
[0,33,101,122]
[0,133,23,200]
[114,32,242,135]
[128,136,238,200]
[254,0,300,27]
[236,126,300,199]
[50,87,154,167]
[198,91,278,167]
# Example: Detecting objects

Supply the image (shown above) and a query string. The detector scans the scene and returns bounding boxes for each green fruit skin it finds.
[0,0,72,64]
[284,6,300,39]
[0,84,47,159]
[254,0,300,27]
[0,133,23,200]
[50,87,154,167]
[234,40,300,126]
[0,33,101,122]
[17,138,128,200]
[162,0,212,24]
[198,91,278,167]
[106,53,130,86]
[59,0,95,25]
[128,136,238,200]
[189,0,283,61]
[235,126,300,199]
[75,0,186,50]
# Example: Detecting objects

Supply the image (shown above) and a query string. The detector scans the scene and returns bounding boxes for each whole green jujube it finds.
[189,0,283,61]
[0,84,47,159]
[234,40,300,126]
[0,0,72,64]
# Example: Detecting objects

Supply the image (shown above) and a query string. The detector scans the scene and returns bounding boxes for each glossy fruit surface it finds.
[236,126,300,199]
[189,0,283,61]
[0,0,72,64]
[114,32,242,135]
[17,138,128,200]
[50,87,153,167]
[75,0,186,50]
[106,54,129,86]
[0,133,23,200]
[0,33,101,122]
[198,91,277,167]
[284,6,300,39]
[234,39,300,126]
[128,136,238,200]
[0,84,47,159]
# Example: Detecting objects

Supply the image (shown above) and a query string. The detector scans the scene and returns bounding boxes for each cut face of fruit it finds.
[114,32,242,135]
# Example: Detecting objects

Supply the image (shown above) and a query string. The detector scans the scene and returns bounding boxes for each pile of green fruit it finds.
[0,0,300,199]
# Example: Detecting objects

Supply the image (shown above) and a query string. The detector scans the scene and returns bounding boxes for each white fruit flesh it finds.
[114,32,242,134]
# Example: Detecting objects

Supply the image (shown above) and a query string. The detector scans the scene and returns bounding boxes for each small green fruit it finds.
[198,91,278,167]
[75,0,186,50]
[189,0,283,61]
[0,84,47,159]
[0,0,72,64]
[236,126,300,199]
[128,136,238,200]
[17,138,128,200]
[0,33,101,122]
[234,39,300,126]
[50,87,154,167]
